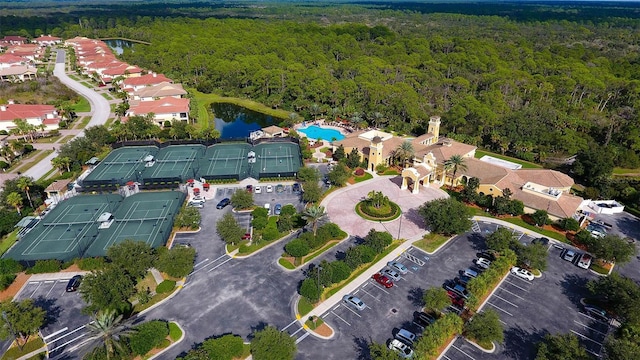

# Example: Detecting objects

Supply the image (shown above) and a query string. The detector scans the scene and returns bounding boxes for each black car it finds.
[216,198,231,209]
[477,250,498,262]
[66,275,82,292]
[532,237,550,247]
[412,311,436,330]
[292,183,301,193]
[455,275,472,286]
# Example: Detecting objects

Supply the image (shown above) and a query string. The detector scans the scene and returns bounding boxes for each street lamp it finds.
[397,209,403,240]
[316,265,322,301]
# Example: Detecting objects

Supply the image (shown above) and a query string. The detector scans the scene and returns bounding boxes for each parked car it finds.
[242,233,251,240]
[216,198,230,209]
[274,204,282,215]
[387,261,409,274]
[264,203,271,214]
[532,237,550,246]
[412,311,435,330]
[510,267,534,281]
[246,185,253,192]
[255,186,262,194]
[577,253,593,269]
[463,268,479,278]
[447,291,465,308]
[293,183,302,193]
[395,328,417,345]
[475,257,492,269]
[388,339,414,359]
[342,295,366,311]
[372,273,394,288]
[563,250,577,262]
[478,250,498,262]
[382,269,401,282]
[66,275,82,292]
[584,305,609,322]
[444,281,470,299]
[266,184,273,193]
[455,275,472,286]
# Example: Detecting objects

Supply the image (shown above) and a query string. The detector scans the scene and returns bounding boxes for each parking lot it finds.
[14,276,93,357]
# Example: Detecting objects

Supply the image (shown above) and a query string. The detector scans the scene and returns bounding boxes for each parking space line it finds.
[206,257,233,272]
[290,327,304,336]
[295,332,310,344]
[48,323,91,344]
[43,327,68,340]
[451,344,476,360]
[45,282,58,297]
[330,311,351,326]
[498,288,526,301]
[504,278,530,290]
[578,312,610,326]
[332,305,340,311]
[492,294,519,308]
[29,282,43,297]
[359,287,381,301]
[370,282,390,294]
[281,320,297,331]
[343,305,362,317]
[573,321,608,336]
[487,302,513,316]
[570,330,604,346]
[194,257,211,267]
[585,348,603,358]
[442,355,453,360]
[49,333,90,353]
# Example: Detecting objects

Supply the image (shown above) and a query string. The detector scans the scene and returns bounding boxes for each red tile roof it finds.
[0,54,25,65]
[34,35,61,42]
[128,98,190,116]
[102,64,143,76]
[0,104,57,122]
[123,73,172,87]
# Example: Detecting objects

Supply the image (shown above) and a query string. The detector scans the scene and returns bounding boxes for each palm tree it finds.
[367,191,389,209]
[395,140,414,167]
[302,205,326,236]
[6,192,23,214]
[310,103,321,121]
[51,156,71,174]
[443,154,468,187]
[16,177,33,209]
[86,310,134,360]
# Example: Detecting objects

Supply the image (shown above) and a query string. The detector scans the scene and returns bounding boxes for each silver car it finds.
[387,261,409,275]
[342,295,366,311]
[382,268,401,281]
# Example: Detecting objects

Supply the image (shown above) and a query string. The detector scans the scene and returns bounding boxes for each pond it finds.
[103,39,135,55]
[213,102,282,139]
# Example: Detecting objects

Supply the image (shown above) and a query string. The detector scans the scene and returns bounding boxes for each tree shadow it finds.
[352,336,372,360]
[32,296,61,327]
[247,321,269,341]
[405,208,426,228]
[502,325,547,360]
[466,233,486,251]
[560,273,591,308]
[407,287,424,307]
[614,215,640,240]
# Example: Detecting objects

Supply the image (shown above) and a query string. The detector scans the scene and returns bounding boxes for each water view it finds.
[104,39,136,55]
[213,102,281,139]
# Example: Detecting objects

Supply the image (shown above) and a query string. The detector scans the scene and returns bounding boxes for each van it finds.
[395,328,416,345]
[463,268,478,278]
[264,203,271,214]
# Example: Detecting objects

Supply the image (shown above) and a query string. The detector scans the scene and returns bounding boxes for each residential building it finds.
[0,65,38,82]
[126,97,190,126]
[0,103,60,132]
[33,35,62,47]
[131,82,186,101]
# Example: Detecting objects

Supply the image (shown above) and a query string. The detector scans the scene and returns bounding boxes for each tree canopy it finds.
[418,198,472,235]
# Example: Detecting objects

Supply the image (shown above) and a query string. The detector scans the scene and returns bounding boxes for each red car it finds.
[242,233,251,240]
[246,185,253,192]
[372,273,394,288]
[447,290,465,308]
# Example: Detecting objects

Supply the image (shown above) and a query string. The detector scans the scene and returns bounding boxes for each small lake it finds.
[213,103,281,139]
[104,39,136,55]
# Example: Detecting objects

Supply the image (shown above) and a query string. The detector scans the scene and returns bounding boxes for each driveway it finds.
[22,50,111,181]
[322,176,448,239]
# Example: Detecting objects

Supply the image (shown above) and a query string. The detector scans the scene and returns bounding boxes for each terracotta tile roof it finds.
[333,134,369,149]
[415,139,477,163]
[515,169,575,188]
[42,118,60,125]
[135,82,186,99]
[102,64,143,76]
[128,98,190,116]
[2,36,27,43]
[461,157,510,185]
[123,73,172,87]
[413,132,435,145]
[512,190,584,219]
[34,35,61,42]
[0,104,56,122]
[45,179,72,192]
[0,54,25,65]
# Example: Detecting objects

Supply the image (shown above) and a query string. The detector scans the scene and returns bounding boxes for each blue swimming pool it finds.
[298,125,345,141]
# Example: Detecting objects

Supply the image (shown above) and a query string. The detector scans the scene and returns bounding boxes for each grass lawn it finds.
[413,233,450,253]
[590,261,611,275]
[100,93,113,100]
[1,337,45,360]
[353,172,373,183]
[105,117,116,127]
[298,296,314,317]
[319,147,329,153]
[474,150,542,169]
[613,167,640,175]
[13,150,54,173]
[76,116,91,129]
[278,257,296,270]
[133,288,176,314]
[68,74,80,81]
[381,169,400,175]
[0,230,19,255]
[80,82,93,89]
[190,88,291,126]
[34,135,62,143]
[58,135,76,144]
[71,97,90,112]
[500,217,568,243]
[237,344,251,360]
[325,242,401,298]
[38,167,58,182]
[168,322,182,341]
[305,316,325,330]
[134,272,158,296]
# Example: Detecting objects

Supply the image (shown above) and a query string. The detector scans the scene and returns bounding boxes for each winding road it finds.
[22,50,111,181]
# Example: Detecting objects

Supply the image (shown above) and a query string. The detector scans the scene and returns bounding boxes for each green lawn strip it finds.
[58,135,76,144]
[110,104,117,112]
[0,230,19,255]
[297,296,314,317]
[38,167,58,182]
[80,82,94,89]
[100,93,112,100]
[613,167,640,175]
[325,242,402,298]
[168,322,182,341]
[590,262,610,275]
[71,97,90,112]
[353,172,373,183]
[318,185,339,203]
[105,118,115,127]
[299,240,341,266]
[278,257,296,270]
[304,316,324,330]
[132,287,178,314]
[499,217,568,243]
[34,135,62,143]
[413,233,450,253]
[1,337,45,360]
[319,147,329,153]
[68,74,80,81]
[474,150,541,169]
[13,150,54,173]
[190,88,291,124]
[381,169,400,175]
[73,117,91,130]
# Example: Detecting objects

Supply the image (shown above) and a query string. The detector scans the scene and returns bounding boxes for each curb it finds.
[148,321,186,360]
[138,278,186,317]
[464,338,496,353]
[230,230,301,259]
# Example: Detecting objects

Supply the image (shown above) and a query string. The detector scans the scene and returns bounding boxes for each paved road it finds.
[22,50,111,181]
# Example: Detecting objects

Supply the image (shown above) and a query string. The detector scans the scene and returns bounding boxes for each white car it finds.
[266,184,273,193]
[475,257,491,269]
[254,186,262,194]
[388,339,414,358]
[510,267,534,281]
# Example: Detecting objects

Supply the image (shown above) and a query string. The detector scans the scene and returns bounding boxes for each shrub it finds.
[363,229,393,254]
[558,217,580,231]
[252,207,269,218]
[414,313,464,358]
[77,257,106,271]
[156,280,176,294]
[157,338,171,348]
[201,334,244,359]
[0,258,23,274]
[0,274,16,290]
[262,223,280,241]
[320,223,344,238]
[464,309,504,346]
[285,238,310,258]
[300,278,320,302]
[328,261,351,283]
[26,259,62,274]
[252,216,268,230]
[0,161,8,170]
[354,168,365,176]
[130,320,169,355]
[156,246,196,278]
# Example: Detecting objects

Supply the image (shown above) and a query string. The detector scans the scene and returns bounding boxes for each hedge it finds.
[200,334,245,360]
[283,223,346,257]
[129,320,169,355]
[25,259,62,274]
[77,257,106,271]
[466,249,517,311]
[156,280,176,294]
[414,313,464,358]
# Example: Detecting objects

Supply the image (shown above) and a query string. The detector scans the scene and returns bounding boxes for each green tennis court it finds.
[3,191,184,263]
[251,142,302,179]
[141,145,205,182]
[83,146,157,187]
[199,143,251,180]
